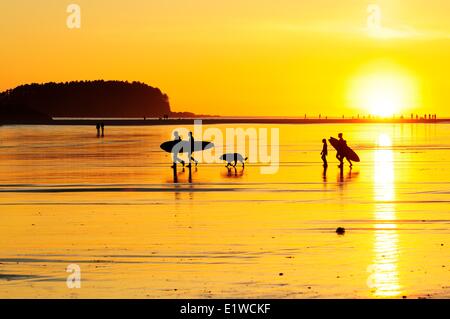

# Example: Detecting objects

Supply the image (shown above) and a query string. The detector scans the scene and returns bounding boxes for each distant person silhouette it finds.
[96,123,100,137]
[101,123,105,137]
[337,133,352,168]
[187,131,198,167]
[321,138,328,167]
[171,131,185,168]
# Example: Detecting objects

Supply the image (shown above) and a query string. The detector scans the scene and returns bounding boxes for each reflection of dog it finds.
[220,153,248,168]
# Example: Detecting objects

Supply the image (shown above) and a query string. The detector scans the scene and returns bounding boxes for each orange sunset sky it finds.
[1,0,450,116]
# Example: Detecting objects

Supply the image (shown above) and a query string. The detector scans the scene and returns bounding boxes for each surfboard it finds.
[329,137,360,162]
[160,140,214,154]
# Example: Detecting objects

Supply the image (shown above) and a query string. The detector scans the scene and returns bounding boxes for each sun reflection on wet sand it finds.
[369,133,401,297]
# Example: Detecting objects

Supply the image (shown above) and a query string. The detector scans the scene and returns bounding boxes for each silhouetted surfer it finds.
[96,123,100,137]
[321,138,328,167]
[187,131,198,167]
[171,131,185,168]
[101,123,105,137]
[337,133,352,168]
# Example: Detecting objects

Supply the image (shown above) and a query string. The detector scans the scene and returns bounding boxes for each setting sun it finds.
[349,64,419,117]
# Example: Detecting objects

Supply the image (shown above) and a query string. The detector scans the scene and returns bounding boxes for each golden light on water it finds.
[349,63,419,117]
[369,133,401,297]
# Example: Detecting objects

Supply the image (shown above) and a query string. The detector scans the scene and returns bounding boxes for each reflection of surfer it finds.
[188,132,198,167]
[172,131,185,168]
[337,133,352,168]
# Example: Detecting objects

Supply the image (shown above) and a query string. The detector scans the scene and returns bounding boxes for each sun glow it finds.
[349,64,419,117]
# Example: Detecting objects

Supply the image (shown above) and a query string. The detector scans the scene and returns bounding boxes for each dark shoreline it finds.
[0,118,448,126]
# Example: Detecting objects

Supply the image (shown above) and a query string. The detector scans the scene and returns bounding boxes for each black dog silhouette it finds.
[220,153,248,168]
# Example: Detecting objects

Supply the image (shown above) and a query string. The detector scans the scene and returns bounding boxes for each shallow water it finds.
[0,123,449,298]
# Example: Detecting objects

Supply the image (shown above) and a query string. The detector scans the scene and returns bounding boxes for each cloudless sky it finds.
[1,0,450,116]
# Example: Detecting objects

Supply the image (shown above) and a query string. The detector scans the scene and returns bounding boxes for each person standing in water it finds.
[188,131,198,167]
[101,123,105,137]
[321,138,328,167]
[96,123,100,137]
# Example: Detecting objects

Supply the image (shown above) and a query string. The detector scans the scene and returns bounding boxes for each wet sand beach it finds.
[0,123,449,298]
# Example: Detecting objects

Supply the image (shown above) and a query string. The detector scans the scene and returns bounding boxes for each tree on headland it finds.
[0,80,172,119]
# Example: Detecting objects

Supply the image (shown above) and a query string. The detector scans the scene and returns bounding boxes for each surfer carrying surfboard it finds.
[187,132,199,168]
[171,131,185,168]
[328,133,360,168]
[160,135,214,168]
[337,133,353,168]
[336,133,346,167]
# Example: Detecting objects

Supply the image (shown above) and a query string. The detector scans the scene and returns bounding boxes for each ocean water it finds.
[0,123,449,298]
